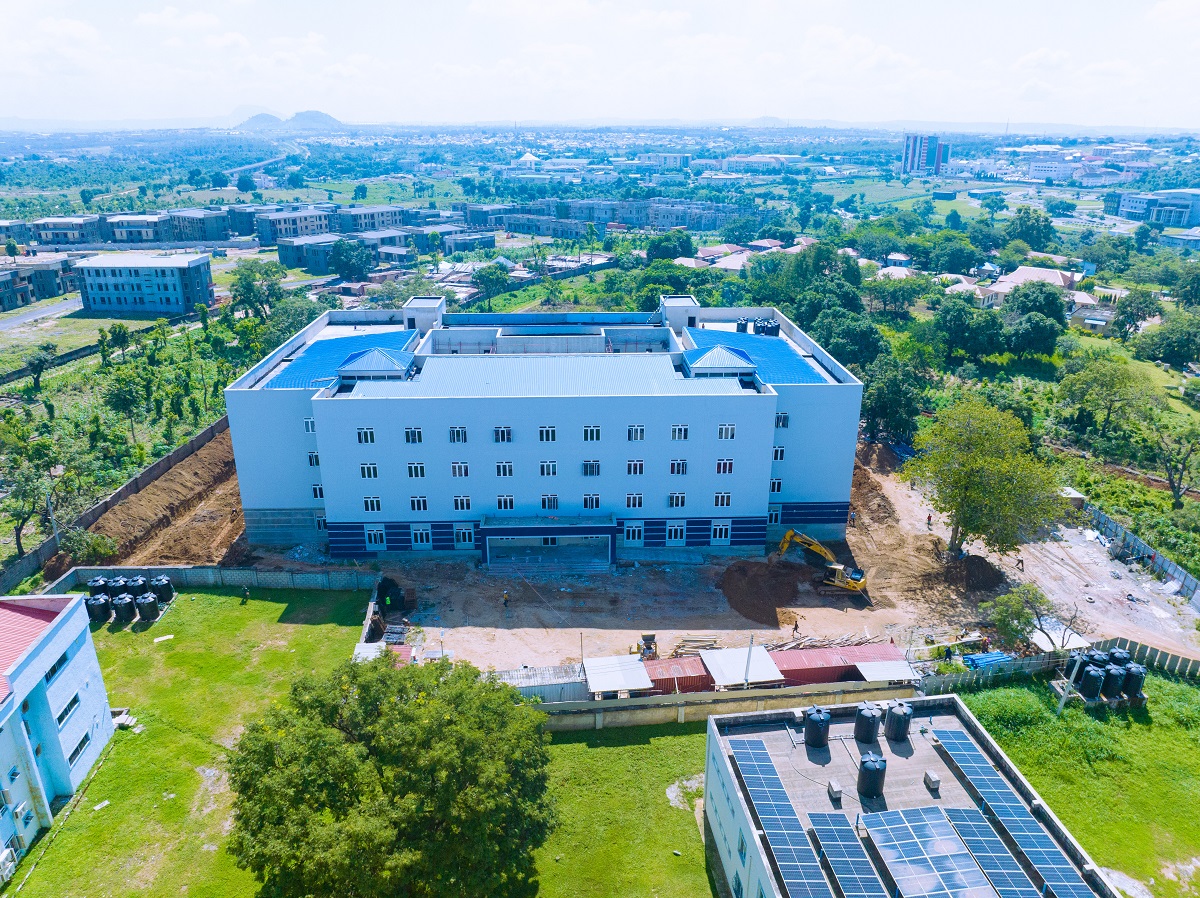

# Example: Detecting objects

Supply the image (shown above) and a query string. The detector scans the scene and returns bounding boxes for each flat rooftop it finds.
[76,252,209,269]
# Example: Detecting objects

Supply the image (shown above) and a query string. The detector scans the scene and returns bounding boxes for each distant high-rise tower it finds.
[901,134,950,175]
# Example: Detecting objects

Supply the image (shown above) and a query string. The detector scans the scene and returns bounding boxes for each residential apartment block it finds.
[76,252,214,314]
[255,208,332,246]
[169,208,230,243]
[335,205,406,233]
[901,134,950,175]
[0,221,31,245]
[226,295,862,564]
[31,216,101,245]
[14,257,78,300]
[105,212,172,243]
[227,204,281,237]
[0,595,114,879]
[0,270,32,312]
[277,234,342,274]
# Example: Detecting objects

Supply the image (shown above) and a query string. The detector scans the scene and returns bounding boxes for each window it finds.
[357,426,374,443]
[408,496,426,512]
[714,492,731,507]
[68,732,91,767]
[315,515,327,530]
[455,527,474,545]
[718,423,736,440]
[773,446,785,461]
[669,492,686,508]
[775,412,789,429]
[366,528,385,546]
[627,460,644,475]
[44,651,69,683]
[582,460,601,476]
[312,484,324,499]
[625,523,643,542]
[670,459,688,476]
[667,523,686,543]
[7,765,18,784]
[56,694,80,728]
[671,424,689,441]
[768,507,781,525]
[539,426,556,442]
[497,495,515,510]
[738,831,747,864]
[540,461,557,477]
[304,417,316,433]
[732,871,744,898]
[308,451,320,467]
[452,462,469,477]
[583,493,600,509]
[361,463,378,479]
[627,425,644,441]
[626,493,643,509]
[583,425,601,442]
[365,497,383,512]
[405,427,422,444]
[771,478,783,493]
[716,459,734,474]
[449,426,467,443]
[22,807,34,827]
[454,495,472,511]
[542,536,558,547]
[412,527,431,546]
[496,461,514,477]
[494,426,512,443]
[541,494,559,510]
[712,522,731,542]
[408,463,425,478]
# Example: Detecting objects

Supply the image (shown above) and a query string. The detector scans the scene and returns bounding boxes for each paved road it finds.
[0,297,83,332]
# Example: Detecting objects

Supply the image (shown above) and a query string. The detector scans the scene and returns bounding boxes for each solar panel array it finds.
[935,730,1096,898]
[861,806,1000,898]
[729,739,835,898]
[945,808,1042,898]
[808,813,890,898]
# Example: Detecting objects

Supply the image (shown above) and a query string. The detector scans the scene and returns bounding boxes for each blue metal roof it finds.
[264,330,418,390]
[685,327,828,385]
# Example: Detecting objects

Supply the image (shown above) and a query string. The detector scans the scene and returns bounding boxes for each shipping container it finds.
[644,655,715,694]
[494,663,589,704]
[768,644,905,686]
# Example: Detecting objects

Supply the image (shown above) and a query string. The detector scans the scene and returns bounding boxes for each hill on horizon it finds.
[236,110,343,131]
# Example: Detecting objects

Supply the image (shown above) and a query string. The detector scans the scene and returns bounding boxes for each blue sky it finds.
[3,1,1196,129]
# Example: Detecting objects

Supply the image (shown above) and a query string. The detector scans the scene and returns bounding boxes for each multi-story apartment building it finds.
[0,594,114,880]
[901,134,950,175]
[1113,189,1200,228]
[335,205,406,234]
[227,204,280,237]
[31,216,101,245]
[0,221,31,245]
[226,296,862,563]
[255,208,332,246]
[440,230,497,254]
[14,257,78,300]
[277,234,342,274]
[0,270,32,312]
[169,208,230,243]
[76,252,214,314]
[105,212,173,243]
[636,152,692,170]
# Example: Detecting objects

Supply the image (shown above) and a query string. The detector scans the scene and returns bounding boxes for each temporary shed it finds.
[495,663,589,703]
[700,646,784,689]
[644,656,714,694]
[353,642,386,663]
[855,660,920,683]
[583,655,654,697]
[768,644,905,686]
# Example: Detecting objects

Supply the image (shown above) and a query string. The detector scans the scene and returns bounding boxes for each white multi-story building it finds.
[225,296,862,565]
[76,252,214,314]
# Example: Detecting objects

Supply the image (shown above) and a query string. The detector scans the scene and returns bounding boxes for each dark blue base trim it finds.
[780,501,850,528]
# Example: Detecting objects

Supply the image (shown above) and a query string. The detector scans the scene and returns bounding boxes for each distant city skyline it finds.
[1,1,1196,132]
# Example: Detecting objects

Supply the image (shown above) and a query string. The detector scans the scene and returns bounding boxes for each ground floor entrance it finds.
[478,514,618,570]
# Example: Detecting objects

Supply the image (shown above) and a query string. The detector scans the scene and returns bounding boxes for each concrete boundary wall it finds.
[47,562,378,594]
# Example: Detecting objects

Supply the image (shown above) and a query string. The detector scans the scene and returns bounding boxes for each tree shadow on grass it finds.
[548,720,709,750]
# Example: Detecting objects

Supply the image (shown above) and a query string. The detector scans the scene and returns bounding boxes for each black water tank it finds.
[1079,665,1104,700]
[136,593,160,622]
[1085,649,1110,669]
[884,700,913,741]
[107,576,128,598]
[85,594,111,623]
[761,319,780,337]
[126,575,147,595]
[87,576,109,597]
[1101,664,1126,699]
[1109,648,1131,667]
[736,318,748,333]
[112,593,136,623]
[854,702,882,743]
[150,575,174,603]
[804,706,831,748]
[1066,651,1088,684]
[858,752,887,798]
[1122,663,1147,696]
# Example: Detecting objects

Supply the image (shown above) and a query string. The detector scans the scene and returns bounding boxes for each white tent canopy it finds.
[700,646,783,687]
[856,660,919,683]
[583,655,653,694]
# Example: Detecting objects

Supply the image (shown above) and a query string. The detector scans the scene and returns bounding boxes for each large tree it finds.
[1058,353,1154,437]
[1004,281,1066,326]
[1140,418,1200,509]
[1003,205,1057,251]
[861,356,923,442]
[901,398,1067,555]
[25,341,59,391]
[329,239,375,282]
[1111,288,1161,341]
[230,259,287,319]
[228,658,555,898]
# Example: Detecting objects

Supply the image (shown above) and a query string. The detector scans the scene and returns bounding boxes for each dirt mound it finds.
[851,463,897,526]
[857,442,901,475]
[718,558,872,626]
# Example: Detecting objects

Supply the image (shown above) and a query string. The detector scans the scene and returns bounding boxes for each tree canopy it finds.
[329,239,376,282]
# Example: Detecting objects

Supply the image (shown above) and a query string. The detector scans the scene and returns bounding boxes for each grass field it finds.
[963,676,1200,898]
[10,587,367,898]
[0,303,160,374]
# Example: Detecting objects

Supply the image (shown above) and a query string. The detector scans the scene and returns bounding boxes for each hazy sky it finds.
[4,0,1198,129]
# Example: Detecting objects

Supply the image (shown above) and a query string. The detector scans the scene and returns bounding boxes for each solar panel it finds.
[935,730,1096,898]
[861,806,999,898]
[945,808,1042,898]
[809,813,889,898]
[730,739,836,898]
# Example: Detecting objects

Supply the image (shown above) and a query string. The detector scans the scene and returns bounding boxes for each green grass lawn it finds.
[536,723,715,898]
[10,587,367,898]
[963,676,1200,898]
[0,306,164,376]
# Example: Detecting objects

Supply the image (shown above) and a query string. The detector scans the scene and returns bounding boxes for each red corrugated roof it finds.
[0,603,60,674]
[644,656,708,679]
[769,643,904,673]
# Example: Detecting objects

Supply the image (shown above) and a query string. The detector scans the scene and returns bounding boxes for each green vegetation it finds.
[964,677,1200,898]
[11,587,368,898]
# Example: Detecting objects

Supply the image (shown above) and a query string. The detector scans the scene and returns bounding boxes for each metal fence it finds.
[1086,504,1200,606]
[47,564,379,594]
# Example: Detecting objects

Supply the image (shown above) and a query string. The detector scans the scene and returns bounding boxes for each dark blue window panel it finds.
[808,812,889,898]
[731,517,768,545]
[861,806,998,898]
[686,518,712,547]
[384,523,412,551]
[430,522,455,551]
[730,738,835,898]
[327,522,369,557]
[781,502,850,526]
[643,519,667,548]
[945,808,1041,898]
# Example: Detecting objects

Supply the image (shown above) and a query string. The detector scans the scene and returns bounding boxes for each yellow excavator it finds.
[773,529,869,594]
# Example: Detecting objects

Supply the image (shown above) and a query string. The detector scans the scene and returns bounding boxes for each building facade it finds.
[105,213,173,243]
[255,208,332,246]
[227,204,280,237]
[277,234,342,274]
[226,296,862,562]
[14,258,77,300]
[0,221,31,245]
[335,206,406,233]
[0,270,32,312]
[1114,189,1200,228]
[901,134,950,175]
[0,595,114,880]
[31,216,101,245]
[169,209,230,243]
[76,253,214,314]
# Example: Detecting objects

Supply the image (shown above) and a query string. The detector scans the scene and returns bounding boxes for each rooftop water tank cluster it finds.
[83,574,174,625]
